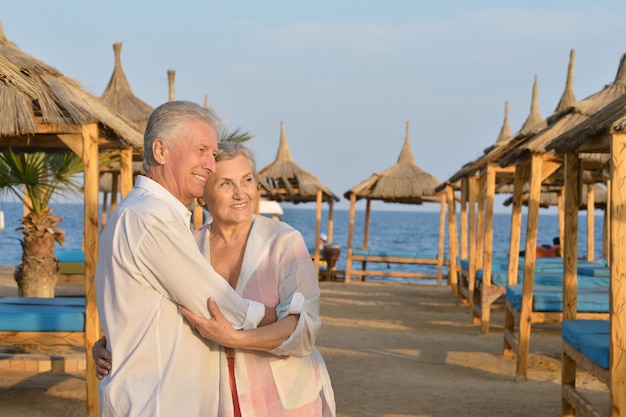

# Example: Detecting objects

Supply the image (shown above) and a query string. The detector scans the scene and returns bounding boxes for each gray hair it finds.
[216,142,260,184]
[143,101,220,171]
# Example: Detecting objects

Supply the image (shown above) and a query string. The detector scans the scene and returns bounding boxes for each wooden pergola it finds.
[497,52,626,380]
[258,121,340,275]
[437,73,548,329]
[344,121,446,283]
[0,25,143,416]
[545,86,626,417]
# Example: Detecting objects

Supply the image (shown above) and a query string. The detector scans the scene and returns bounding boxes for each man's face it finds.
[162,120,218,206]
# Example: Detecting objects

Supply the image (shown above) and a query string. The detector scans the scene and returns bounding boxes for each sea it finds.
[0,201,606,285]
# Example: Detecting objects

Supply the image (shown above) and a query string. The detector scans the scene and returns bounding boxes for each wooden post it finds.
[604,179,610,263]
[481,163,496,333]
[586,183,595,261]
[557,188,565,258]
[345,193,357,282]
[461,177,468,260]
[446,185,459,296]
[119,147,133,198]
[437,194,446,286]
[313,190,322,277]
[361,199,372,279]
[563,153,580,322]
[516,152,543,382]
[82,123,100,417]
[508,163,528,286]
[467,175,478,312]
[327,199,335,244]
[363,199,371,250]
[476,174,486,272]
[609,132,626,416]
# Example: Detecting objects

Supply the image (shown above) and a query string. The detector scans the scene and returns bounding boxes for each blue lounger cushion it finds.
[56,250,85,275]
[478,270,609,289]
[562,320,609,369]
[506,285,609,312]
[56,251,84,263]
[577,266,609,277]
[0,297,85,332]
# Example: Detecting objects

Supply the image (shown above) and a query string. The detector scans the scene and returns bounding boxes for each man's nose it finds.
[203,154,216,172]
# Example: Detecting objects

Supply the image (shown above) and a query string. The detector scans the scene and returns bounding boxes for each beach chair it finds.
[502,276,609,381]
[561,319,609,416]
[56,250,85,286]
[347,249,447,284]
[0,297,86,347]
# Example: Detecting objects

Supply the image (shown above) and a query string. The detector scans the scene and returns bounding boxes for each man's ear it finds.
[152,139,168,164]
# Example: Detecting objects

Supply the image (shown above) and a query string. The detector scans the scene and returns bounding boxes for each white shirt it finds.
[95,176,265,417]
[196,216,336,416]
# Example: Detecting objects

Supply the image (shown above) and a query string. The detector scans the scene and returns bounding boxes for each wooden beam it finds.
[563,153,580,322]
[516,152,543,382]
[346,193,357,282]
[81,123,100,417]
[446,185,459,296]
[609,132,626,416]
[119,148,133,198]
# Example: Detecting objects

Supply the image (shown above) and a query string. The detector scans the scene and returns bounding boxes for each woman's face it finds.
[202,154,258,225]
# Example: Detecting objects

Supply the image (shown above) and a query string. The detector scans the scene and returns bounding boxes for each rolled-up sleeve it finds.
[268,230,322,357]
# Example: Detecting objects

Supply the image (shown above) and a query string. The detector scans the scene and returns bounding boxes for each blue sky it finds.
[3,1,625,212]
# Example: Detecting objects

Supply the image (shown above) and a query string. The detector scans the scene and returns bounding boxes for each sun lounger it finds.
[457,256,607,333]
[56,250,85,286]
[0,297,86,346]
[561,320,609,415]
[502,284,609,381]
[347,249,448,284]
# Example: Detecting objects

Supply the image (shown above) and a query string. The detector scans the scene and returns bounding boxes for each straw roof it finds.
[0,24,143,152]
[499,51,626,167]
[502,183,607,209]
[258,121,339,203]
[344,121,441,204]
[99,42,153,133]
[439,75,546,190]
[547,84,626,154]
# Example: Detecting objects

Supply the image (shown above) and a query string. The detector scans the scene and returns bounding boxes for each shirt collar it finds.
[134,175,193,224]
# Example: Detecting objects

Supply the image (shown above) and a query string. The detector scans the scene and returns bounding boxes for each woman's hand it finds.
[179,298,240,347]
[92,336,112,380]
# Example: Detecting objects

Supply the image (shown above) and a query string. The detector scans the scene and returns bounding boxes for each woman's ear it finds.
[152,139,168,164]
[197,196,207,209]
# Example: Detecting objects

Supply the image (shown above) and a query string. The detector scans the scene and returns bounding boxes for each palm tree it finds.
[0,149,83,297]
[219,126,255,143]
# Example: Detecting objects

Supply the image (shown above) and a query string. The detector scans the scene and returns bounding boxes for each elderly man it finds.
[95,101,267,416]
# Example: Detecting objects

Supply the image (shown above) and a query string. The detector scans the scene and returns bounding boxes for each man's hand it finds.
[92,336,112,380]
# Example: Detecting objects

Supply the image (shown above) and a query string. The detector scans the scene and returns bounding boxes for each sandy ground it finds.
[0,270,610,417]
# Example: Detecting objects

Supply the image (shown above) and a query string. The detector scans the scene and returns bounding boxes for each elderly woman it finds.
[95,142,335,417]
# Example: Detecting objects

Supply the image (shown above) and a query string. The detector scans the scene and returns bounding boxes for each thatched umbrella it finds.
[99,43,153,132]
[499,50,626,167]
[0,23,142,416]
[343,121,446,283]
[99,42,153,226]
[258,121,340,275]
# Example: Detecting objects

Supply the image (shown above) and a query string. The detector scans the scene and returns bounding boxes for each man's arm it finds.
[131,215,264,329]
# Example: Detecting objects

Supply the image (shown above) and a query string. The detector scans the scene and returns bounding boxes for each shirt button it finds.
[239,395,245,400]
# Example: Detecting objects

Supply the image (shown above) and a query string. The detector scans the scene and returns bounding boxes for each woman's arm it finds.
[180,298,297,352]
